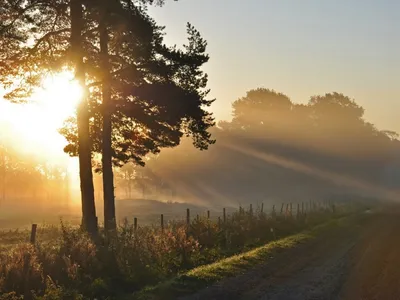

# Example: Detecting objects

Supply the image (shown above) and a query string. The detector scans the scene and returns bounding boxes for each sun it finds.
[8,71,82,151]
[31,71,83,128]
[0,70,83,162]
[0,70,84,203]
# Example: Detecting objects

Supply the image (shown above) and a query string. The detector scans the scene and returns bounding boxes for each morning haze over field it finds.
[0,0,399,224]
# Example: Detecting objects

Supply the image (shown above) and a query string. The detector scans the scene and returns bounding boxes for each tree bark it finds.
[100,1,117,231]
[70,0,98,236]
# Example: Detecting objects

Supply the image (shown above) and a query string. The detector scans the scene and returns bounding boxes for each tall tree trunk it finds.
[100,2,117,231]
[70,0,97,235]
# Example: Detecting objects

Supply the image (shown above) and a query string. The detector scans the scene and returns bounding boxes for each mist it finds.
[111,90,400,210]
[1,89,399,228]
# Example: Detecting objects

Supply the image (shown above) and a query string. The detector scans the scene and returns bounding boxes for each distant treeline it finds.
[2,88,399,208]
[0,144,70,210]
[114,89,400,206]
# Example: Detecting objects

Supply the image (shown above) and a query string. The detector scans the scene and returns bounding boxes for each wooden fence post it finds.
[186,209,190,226]
[223,208,226,223]
[134,217,138,232]
[207,210,210,219]
[261,203,264,214]
[30,224,37,244]
[196,214,199,222]
[161,214,164,233]
[186,209,191,237]
[272,204,276,218]
[250,204,253,217]
[218,216,221,229]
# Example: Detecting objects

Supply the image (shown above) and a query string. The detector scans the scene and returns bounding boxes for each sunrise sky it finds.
[149,0,400,132]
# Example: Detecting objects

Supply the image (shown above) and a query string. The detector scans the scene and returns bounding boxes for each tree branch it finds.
[30,28,70,52]
[1,1,57,35]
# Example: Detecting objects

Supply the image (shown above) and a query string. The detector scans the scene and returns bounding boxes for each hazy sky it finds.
[149,0,399,132]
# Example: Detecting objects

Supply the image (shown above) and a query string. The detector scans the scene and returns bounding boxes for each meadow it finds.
[0,200,359,300]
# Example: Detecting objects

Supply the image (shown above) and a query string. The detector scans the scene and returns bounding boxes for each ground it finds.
[182,205,400,300]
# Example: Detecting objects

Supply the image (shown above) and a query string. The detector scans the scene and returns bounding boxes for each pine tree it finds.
[0,0,99,235]
[1,0,214,232]
[60,2,215,229]
[71,0,98,235]
[99,0,116,231]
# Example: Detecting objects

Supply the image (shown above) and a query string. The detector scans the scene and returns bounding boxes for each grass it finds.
[132,214,357,300]
[0,202,364,300]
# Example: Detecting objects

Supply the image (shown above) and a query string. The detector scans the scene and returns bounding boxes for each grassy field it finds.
[0,201,361,300]
[0,199,236,231]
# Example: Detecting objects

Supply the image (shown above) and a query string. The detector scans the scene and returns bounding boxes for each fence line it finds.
[27,200,340,242]
[126,200,338,233]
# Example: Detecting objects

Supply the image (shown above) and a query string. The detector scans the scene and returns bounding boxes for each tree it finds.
[98,0,116,230]
[0,0,99,234]
[0,141,70,209]
[71,0,98,234]
[131,87,400,205]
[308,92,365,131]
[60,3,215,229]
[223,88,293,131]
[1,0,214,231]
[114,163,136,199]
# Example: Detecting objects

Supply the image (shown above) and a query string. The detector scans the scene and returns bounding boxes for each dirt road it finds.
[184,207,400,300]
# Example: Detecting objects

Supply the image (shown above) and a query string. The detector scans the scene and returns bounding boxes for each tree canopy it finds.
[0,0,215,232]
[60,17,215,168]
[118,88,400,206]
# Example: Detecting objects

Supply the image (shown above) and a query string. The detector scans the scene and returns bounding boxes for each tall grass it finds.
[0,202,354,299]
